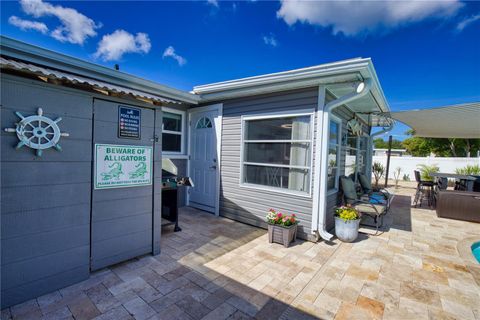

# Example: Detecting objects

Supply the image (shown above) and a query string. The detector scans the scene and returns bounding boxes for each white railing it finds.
[372,156,480,180]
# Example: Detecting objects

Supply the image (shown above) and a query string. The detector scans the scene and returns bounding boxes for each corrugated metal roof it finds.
[0,56,182,105]
[392,103,480,138]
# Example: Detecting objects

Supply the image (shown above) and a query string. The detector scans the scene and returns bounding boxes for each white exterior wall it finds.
[372,156,480,180]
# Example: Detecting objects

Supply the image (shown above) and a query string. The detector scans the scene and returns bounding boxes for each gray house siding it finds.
[1,76,91,307]
[1,74,164,308]
[219,88,319,240]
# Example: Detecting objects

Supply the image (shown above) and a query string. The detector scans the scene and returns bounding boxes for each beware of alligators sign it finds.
[94,144,152,189]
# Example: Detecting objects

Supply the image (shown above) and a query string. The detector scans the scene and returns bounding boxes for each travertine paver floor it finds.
[2,184,480,320]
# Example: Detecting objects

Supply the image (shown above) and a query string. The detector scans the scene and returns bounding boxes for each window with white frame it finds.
[327,117,341,191]
[241,113,313,195]
[162,109,185,153]
[345,135,368,178]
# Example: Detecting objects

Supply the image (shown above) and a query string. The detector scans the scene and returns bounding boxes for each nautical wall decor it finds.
[94,144,153,189]
[4,108,70,157]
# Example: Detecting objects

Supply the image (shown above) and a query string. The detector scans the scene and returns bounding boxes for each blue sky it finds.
[1,0,479,139]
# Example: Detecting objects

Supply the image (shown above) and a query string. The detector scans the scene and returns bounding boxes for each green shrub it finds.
[455,164,480,176]
[417,164,439,181]
[372,162,385,187]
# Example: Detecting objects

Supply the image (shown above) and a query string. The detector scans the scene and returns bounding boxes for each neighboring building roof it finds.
[0,36,200,105]
[0,57,181,105]
[193,57,390,114]
[392,103,480,138]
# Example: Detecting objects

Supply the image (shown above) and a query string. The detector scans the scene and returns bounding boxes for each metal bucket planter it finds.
[334,217,360,243]
[267,223,297,248]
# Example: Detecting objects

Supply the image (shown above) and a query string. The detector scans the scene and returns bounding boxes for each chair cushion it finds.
[358,173,373,194]
[353,203,386,215]
[340,176,358,203]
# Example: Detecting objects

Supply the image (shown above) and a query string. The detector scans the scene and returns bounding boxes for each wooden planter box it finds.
[267,223,297,248]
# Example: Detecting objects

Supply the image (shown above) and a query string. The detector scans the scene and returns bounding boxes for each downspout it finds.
[314,78,373,241]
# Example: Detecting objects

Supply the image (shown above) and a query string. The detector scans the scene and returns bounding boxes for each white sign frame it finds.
[94,144,153,190]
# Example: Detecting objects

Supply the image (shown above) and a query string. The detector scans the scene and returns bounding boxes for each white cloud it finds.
[94,30,151,61]
[207,0,219,8]
[277,0,463,36]
[263,34,278,47]
[8,15,48,34]
[19,0,100,44]
[456,14,480,31]
[163,46,187,66]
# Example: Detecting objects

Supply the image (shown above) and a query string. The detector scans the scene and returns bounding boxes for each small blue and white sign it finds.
[118,105,141,139]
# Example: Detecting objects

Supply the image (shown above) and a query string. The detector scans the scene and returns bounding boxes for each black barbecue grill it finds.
[161,168,193,232]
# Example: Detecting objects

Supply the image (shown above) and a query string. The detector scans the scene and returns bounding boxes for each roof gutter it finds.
[313,78,373,241]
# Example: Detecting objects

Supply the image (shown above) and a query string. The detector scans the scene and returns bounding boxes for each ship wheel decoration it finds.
[4,108,69,157]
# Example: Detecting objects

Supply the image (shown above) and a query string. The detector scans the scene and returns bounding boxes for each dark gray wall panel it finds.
[1,204,90,239]
[1,75,92,308]
[91,99,158,270]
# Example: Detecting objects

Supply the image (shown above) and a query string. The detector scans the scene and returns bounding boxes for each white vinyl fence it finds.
[372,156,480,181]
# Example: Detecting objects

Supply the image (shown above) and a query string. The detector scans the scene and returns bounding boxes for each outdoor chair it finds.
[357,173,393,211]
[339,176,387,234]
[413,170,435,207]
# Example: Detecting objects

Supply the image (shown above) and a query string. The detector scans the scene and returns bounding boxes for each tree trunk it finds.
[449,139,457,157]
[465,139,471,157]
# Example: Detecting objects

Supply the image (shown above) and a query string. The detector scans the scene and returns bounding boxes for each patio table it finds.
[430,172,477,191]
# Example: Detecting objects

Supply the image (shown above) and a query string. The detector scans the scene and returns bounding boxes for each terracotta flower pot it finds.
[267,223,297,248]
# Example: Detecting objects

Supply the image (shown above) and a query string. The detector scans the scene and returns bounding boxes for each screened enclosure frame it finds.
[239,109,315,197]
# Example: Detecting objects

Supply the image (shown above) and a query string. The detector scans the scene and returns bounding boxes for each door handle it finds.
[210,165,217,169]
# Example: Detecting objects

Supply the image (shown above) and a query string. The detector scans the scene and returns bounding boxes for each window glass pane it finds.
[245,116,311,140]
[346,136,357,149]
[244,142,310,166]
[196,116,212,129]
[329,121,339,144]
[345,148,357,176]
[243,165,309,192]
[163,112,182,132]
[162,133,181,152]
[327,168,337,190]
[327,146,338,190]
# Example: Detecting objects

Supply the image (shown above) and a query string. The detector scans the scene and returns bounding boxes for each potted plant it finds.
[334,206,361,242]
[266,209,298,248]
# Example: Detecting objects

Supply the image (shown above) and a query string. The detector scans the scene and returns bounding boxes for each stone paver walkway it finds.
[2,185,480,320]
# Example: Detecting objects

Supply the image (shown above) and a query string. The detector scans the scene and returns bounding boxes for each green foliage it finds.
[402,174,410,181]
[455,164,480,175]
[373,138,404,149]
[335,206,360,221]
[417,164,439,181]
[403,131,480,157]
[372,162,385,187]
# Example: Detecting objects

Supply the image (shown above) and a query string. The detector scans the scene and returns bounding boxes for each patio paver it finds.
[2,184,479,320]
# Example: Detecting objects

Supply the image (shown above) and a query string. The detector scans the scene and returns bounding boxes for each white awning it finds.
[0,57,182,105]
[392,103,480,138]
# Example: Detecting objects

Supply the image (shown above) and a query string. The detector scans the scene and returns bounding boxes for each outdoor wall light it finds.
[356,82,365,94]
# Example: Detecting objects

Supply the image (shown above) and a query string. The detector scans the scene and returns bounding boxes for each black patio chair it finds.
[413,170,434,207]
[339,176,387,235]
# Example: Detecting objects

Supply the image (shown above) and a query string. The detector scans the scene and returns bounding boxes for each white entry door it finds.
[188,106,220,213]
